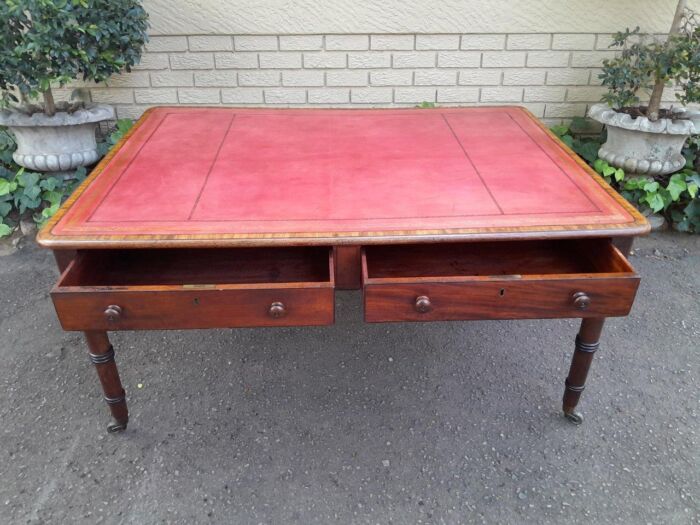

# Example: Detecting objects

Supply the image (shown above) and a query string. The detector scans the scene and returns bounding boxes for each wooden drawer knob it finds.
[104,305,122,322]
[268,301,286,318]
[415,295,433,313]
[571,292,591,310]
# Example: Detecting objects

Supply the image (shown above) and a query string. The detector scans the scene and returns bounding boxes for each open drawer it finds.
[52,247,335,330]
[362,240,639,322]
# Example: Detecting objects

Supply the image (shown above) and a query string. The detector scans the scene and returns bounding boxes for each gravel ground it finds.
[0,233,698,525]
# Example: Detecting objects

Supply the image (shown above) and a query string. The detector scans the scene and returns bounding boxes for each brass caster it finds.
[564,411,584,425]
[107,419,128,433]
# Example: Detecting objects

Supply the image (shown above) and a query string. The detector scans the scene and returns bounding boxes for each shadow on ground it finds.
[0,233,698,524]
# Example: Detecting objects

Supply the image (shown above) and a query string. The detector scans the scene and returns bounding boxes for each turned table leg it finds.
[562,317,605,425]
[84,331,129,433]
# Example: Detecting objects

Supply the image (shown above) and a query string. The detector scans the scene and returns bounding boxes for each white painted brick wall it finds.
[392,52,436,69]
[348,52,391,69]
[326,35,369,51]
[394,87,436,103]
[308,88,350,103]
[437,52,481,68]
[83,32,629,124]
[279,35,323,51]
[146,36,188,53]
[416,35,460,50]
[326,70,368,87]
[526,51,571,68]
[566,86,608,102]
[104,72,150,88]
[151,71,195,87]
[461,34,506,50]
[351,88,393,103]
[524,86,567,102]
[214,52,258,69]
[552,34,597,50]
[588,69,604,85]
[503,69,546,86]
[188,36,233,52]
[91,89,135,104]
[458,69,501,85]
[506,34,551,50]
[259,52,302,69]
[194,71,238,87]
[234,36,278,51]
[169,53,215,70]
[238,71,280,87]
[133,53,170,70]
[282,70,325,87]
[370,35,414,50]
[414,70,457,86]
[571,51,617,68]
[437,87,479,103]
[595,34,615,50]
[370,70,412,86]
[545,103,588,117]
[133,88,177,104]
[482,52,526,68]
[178,88,221,104]
[264,88,306,104]
[221,88,263,103]
[304,52,347,69]
[546,69,591,85]
[481,87,523,103]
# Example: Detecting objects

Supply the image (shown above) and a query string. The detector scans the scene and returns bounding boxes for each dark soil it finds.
[617,106,688,120]
[17,101,86,116]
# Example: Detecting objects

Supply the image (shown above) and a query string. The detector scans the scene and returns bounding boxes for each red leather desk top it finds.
[40,106,647,248]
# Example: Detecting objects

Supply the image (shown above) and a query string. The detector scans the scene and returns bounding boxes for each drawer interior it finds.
[60,247,332,287]
[363,240,633,280]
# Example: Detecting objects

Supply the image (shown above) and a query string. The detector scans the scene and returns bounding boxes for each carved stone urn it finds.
[0,104,114,172]
[589,103,700,176]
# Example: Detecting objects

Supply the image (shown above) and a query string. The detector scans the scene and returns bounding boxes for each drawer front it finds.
[52,286,334,330]
[364,277,639,322]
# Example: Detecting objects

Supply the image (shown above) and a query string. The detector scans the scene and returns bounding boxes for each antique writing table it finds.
[38,107,649,433]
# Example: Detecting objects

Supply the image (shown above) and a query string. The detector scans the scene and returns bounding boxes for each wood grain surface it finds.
[362,240,640,322]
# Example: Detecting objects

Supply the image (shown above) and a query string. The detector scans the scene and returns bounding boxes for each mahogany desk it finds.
[37,107,649,433]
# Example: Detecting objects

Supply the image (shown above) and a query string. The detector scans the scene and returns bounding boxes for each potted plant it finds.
[0,0,148,172]
[590,0,700,176]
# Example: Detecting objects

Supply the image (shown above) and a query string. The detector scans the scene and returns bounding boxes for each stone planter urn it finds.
[0,104,114,172]
[589,103,700,176]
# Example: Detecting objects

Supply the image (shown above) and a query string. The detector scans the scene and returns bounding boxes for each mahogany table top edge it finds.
[37,105,649,250]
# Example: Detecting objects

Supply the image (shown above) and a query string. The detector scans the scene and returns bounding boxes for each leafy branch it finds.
[0,0,149,115]
[599,0,700,120]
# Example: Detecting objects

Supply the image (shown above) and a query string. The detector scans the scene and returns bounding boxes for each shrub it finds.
[0,0,149,116]
[599,0,700,121]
